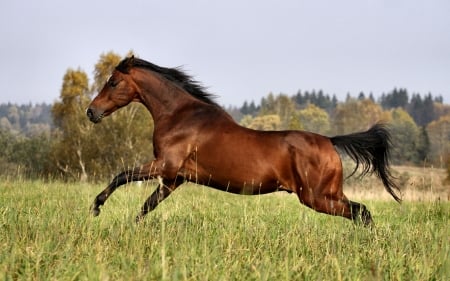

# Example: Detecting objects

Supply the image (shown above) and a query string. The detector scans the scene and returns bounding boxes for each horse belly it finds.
[182,145,285,195]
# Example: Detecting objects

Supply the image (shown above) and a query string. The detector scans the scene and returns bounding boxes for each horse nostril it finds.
[86,108,93,119]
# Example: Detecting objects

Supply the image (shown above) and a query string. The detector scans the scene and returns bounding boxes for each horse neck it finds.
[133,70,199,122]
[132,69,237,129]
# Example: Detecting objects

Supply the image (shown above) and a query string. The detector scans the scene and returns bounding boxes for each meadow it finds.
[0,171,449,280]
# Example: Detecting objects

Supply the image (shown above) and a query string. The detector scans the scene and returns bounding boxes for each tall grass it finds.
[0,179,449,280]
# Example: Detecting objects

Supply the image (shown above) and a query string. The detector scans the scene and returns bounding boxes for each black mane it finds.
[116,57,219,107]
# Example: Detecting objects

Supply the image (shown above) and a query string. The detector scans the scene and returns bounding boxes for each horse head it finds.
[87,56,140,123]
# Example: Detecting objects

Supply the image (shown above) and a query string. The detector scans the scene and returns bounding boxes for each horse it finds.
[86,56,401,226]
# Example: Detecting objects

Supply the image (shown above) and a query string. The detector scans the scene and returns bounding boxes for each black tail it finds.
[330,123,402,202]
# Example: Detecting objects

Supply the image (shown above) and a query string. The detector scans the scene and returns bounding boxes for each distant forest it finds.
[0,103,52,137]
[0,88,446,137]
[226,88,446,127]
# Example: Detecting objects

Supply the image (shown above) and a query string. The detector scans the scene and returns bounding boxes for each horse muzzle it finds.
[86,107,104,123]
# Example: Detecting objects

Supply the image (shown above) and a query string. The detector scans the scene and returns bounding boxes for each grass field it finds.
[0,177,449,280]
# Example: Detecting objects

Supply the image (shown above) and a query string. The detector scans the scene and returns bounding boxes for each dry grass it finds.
[344,165,449,202]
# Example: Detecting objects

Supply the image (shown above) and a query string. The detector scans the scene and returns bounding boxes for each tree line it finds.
[0,103,52,137]
[232,89,449,168]
[0,51,449,182]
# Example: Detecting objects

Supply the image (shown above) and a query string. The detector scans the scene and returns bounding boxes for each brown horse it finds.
[87,56,401,226]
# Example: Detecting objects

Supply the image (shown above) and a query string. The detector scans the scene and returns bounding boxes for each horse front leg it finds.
[135,178,182,223]
[90,161,159,216]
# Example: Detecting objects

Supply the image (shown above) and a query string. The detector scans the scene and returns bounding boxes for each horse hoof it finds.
[91,206,100,217]
[135,214,144,223]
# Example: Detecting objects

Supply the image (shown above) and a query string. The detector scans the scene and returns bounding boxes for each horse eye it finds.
[108,79,119,88]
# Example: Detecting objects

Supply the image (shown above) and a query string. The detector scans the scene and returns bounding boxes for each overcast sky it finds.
[1,0,449,106]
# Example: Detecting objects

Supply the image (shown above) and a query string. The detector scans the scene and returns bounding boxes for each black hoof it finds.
[135,214,144,223]
[91,205,101,217]
[361,209,374,227]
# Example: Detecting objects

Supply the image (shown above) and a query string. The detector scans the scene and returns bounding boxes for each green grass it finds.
[0,179,449,280]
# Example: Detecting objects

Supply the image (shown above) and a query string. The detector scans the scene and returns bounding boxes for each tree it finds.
[357,92,366,100]
[51,68,91,181]
[415,126,430,164]
[426,114,450,167]
[7,105,21,132]
[259,93,298,130]
[293,90,336,113]
[433,102,450,122]
[380,88,409,109]
[0,129,15,173]
[332,98,386,135]
[240,101,249,115]
[248,101,258,115]
[259,92,276,115]
[0,117,13,132]
[93,52,123,92]
[297,104,330,135]
[388,108,420,164]
[407,93,436,126]
[9,134,53,177]
[240,114,281,130]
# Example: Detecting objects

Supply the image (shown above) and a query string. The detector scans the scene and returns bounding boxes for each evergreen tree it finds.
[358,92,365,100]
[248,101,258,115]
[380,88,409,109]
[240,101,249,115]
[408,93,424,125]
[434,95,443,104]
[422,93,436,125]
[407,93,436,126]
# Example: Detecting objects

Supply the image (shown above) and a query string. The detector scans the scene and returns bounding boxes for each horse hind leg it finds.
[297,191,373,227]
[295,169,374,227]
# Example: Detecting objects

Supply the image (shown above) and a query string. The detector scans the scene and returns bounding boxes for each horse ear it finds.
[128,55,135,66]
[116,56,134,73]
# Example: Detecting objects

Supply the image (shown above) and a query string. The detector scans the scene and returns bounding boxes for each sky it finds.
[0,0,449,107]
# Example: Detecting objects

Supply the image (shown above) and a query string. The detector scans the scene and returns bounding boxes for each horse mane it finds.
[116,57,219,107]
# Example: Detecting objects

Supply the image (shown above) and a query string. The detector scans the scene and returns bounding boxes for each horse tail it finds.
[330,123,402,202]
